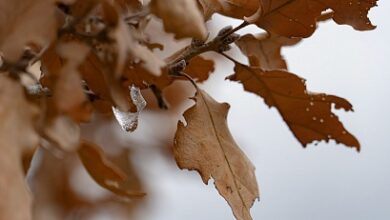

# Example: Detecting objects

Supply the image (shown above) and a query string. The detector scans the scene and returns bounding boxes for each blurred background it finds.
[31,1,390,219]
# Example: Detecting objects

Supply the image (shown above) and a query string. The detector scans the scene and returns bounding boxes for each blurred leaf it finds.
[0,75,40,220]
[78,140,146,198]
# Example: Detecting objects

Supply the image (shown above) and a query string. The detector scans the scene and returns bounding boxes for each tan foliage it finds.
[78,140,146,198]
[251,0,378,37]
[236,33,301,70]
[174,89,259,220]
[0,75,39,220]
[197,0,259,20]
[151,0,207,40]
[228,63,360,150]
[0,0,75,62]
[0,0,379,219]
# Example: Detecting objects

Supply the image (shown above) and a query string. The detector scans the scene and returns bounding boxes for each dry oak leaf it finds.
[0,75,40,220]
[0,0,74,62]
[185,55,215,82]
[40,42,93,122]
[237,12,334,70]
[80,51,137,113]
[78,140,146,198]
[227,63,360,150]
[54,42,92,121]
[116,20,165,76]
[197,0,259,20]
[114,0,143,12]
[174,89,259,220]
[150,0,207,40]
[251,0,377,37]
[101,1,165,77]
[236,33,301,70]
[122,55,214,91]
[79,52,119,111]
[122,64,172,90]
[43,115,81,152]
[40,42,91,151]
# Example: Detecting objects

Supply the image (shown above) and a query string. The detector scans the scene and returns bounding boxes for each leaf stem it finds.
[177,71,198,90]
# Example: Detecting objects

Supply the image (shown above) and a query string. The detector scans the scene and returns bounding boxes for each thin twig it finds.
[177,71,198,90]
[167,21,249,66]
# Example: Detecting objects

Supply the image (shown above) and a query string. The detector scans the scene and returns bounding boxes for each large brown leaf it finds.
[151,0,207,40]
[228,63,360,150]
[174,89,259,220]
[251,0,377,37]
[0,75,40,220]
[236,33,301,70]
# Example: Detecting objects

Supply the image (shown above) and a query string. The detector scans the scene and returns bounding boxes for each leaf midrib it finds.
[198,91,250,216]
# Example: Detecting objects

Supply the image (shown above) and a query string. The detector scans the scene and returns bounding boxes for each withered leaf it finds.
[174,89,259,220]
[78,140,146,198]
[80,51,136,112]
[0,75,40,220]
[40,42,92,123]
[197,0,259,20]
[228,63,360,150]
[122,64,172,90]
[236,33,301,70]
[114,0,143,12]
[43,115,81,152]
[151,0,207,40]
[54,42,92,121]
[101,1,164,77]
[251,0,377,38]
[237,13,333,71]
[0,0,74,62]
[185,55,215,82]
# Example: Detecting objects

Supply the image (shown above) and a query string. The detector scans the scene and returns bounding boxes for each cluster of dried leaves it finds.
[0,0,378,219]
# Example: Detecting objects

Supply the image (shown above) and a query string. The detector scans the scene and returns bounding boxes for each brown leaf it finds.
[43,115,81,152]
[114,0,143,12]
[237,13,333,71]
[54,42,92,121]
[185,55,215,82]
[40,41,93,122]
[0,0,74,62]
[117,21,165,76]
[78,140,146,198]
[151,0,207,40]
[236,33,301,70]
[78,51,137,113]
[122,64,172,90]
[174,89,259,220]
[227,63,360,150]
[0,75,40,220]
[197,0,259,20]
[79,52,119,109]
[100,1,164,77]
[251,0,377,38]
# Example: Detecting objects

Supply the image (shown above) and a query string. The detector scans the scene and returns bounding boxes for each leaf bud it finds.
[169,60,186,75]
[223,33,240,45]
[191,38,205,47]
[218,44,231,53]
[217,25,233,37]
